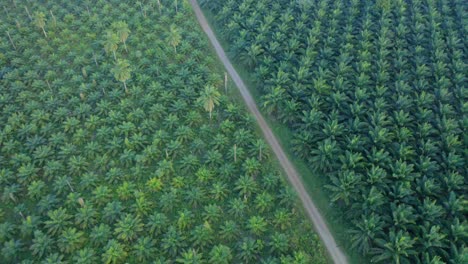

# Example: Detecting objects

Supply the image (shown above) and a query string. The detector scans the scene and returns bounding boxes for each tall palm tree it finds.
[33,12,47,38]
[198,85,221,119]
[112,21,130,52]
[111,59,131,93]
[104,31,119,61]
[168,24,181,53]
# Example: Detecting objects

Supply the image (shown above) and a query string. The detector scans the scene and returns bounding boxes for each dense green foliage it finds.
[202,0,467,263]
[0,0,326,263]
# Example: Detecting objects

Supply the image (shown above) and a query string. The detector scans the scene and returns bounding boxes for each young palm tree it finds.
[197,85,221,119]
[111,59,131,93]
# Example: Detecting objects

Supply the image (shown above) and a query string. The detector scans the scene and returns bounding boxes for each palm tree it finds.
[176,249,203,264]
[103,201,123,224]
[190,223,214,250]
[269,232,289,254]
[57,227,85,254]
[104,31,119,61]
[261,86,286,117]
[325,170,362,206]
[102,239,127,264]
[349,213,385,255]
[219,220,239,242]
[273,209,292,231]
[111,59,131,93]
[132,236,155,262]
[42,253,66,264]
[44,208,71,235]
[146,212,168,236]
[30,230,53,258]
[198,85,221,119]
[1,239,21,261]
[90,224,111,246]
[254,191,273,213]
[238,237,261,263]
[114,214,144,242]
[162,226,187,257]
[243,157,261,177]
[72,248,97,264]
[168,24,181,53]
[209,244,233,264]
[234,175,258,200]
[33,12,47,38]
[112,21,130,52]
[247,216,268,236]
[19,215,39,238]
[371,229,417,264]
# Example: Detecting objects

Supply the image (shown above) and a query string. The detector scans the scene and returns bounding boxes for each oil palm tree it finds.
[209,244,233,264]
[57,227,85,254]
[371,229,417,264]
[111,59,131,93]
[168,24,181,53]
[132,236,156,262]
[114,214,143,242]
[102,239,127,264]
[33,12,47,38]
[104,31,119,61]
[30,230,53,258]
[112,21,130,52]
[197,85,221,119]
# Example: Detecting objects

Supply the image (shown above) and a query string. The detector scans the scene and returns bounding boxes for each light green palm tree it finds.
[198,85,221,119]
[111,59,131,93]
[168,24,181,53]
[112,21,130,52]
[33,12,47,38]
[104,31,119,61]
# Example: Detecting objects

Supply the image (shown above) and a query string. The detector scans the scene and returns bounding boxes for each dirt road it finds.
[188,1,349,263]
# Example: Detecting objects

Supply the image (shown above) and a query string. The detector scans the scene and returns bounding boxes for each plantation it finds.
[202,0,467,263]
[0,0,327,263]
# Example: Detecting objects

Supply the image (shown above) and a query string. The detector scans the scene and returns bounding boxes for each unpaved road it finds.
[189,1,349,263]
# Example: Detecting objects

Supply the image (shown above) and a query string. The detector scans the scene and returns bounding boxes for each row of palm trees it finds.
[203,0,466,262]
[0,0,326,263]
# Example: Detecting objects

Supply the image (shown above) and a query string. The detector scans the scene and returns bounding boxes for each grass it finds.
[197,6,370,264]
